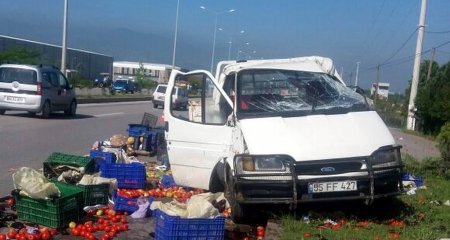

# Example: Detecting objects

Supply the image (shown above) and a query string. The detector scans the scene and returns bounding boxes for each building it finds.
[113,61,181,83]
[0,35,113,81]
[371,82,390,99]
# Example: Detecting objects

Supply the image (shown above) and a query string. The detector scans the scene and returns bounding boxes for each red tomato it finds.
[101,234,110,240]
[6,198,14,207]
[49,228,57,236]
[71,228,80,236]
[19,228,27,235]
[303,232,312,238]
[0,233,6,240]
[7,228,17,239]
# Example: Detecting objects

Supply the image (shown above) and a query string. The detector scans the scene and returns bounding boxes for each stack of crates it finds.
[44,152,110,207]
[15,181,84,228]
[127,124,159,155]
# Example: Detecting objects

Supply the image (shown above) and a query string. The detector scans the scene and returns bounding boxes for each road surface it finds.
[390,128,440,160]
[0,101,164,195]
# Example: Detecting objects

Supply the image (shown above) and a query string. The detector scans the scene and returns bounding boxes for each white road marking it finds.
[94,112,125,117]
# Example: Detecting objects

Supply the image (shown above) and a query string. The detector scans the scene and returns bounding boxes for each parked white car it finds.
[163,56,403,222]
[152,84,188,110]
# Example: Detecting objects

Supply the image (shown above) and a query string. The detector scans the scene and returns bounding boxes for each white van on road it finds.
[163,56,403,222]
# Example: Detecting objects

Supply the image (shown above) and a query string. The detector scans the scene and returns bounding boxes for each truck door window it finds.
[171,73,232,125]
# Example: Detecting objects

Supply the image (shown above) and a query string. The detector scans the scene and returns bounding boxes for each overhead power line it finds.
[380,28,418,66]
[365,39,450,70]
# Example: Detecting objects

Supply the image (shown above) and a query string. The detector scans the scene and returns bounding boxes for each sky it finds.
[0,0,449,93]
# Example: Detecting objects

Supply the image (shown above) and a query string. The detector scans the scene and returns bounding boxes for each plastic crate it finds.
[15,181,83,229]
[100,163,146,189]
[154,209,225,240]
[143,130,159,152]
[44,152,95,178]
[113,192,153,214]
[90,150,116,171]
[77,183,110,206]
[127,124,150,136]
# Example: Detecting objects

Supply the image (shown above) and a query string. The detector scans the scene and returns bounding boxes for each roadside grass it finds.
[280,157,450,240]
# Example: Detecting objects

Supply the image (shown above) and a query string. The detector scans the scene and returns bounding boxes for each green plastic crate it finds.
[77,183,110,206]
[15,181,83,228]
[43,152,95,178]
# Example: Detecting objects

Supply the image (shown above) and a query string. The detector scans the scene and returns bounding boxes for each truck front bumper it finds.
[232,154,403,205]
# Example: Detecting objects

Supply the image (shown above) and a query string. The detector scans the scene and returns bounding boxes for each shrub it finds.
[437,122,450,174]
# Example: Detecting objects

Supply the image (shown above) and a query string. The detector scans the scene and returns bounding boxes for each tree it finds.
[415,60,450,134]
[0,48,41,64]
[135,62,157,94]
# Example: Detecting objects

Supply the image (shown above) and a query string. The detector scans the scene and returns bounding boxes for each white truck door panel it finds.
[164,70,233,190]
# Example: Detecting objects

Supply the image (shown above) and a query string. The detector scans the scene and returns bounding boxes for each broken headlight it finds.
[235,155,291,174]
[369,147,401,168]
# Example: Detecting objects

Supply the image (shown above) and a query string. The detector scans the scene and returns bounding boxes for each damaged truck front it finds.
[163,56,403,222]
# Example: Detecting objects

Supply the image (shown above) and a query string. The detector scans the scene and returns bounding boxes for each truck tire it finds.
[225,168,246,223]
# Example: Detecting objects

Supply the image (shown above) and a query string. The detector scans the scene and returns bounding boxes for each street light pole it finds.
[171,0,180,69]
[200,6,235,73]
[61,0,68,75]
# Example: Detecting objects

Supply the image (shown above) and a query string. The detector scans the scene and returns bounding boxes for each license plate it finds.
[5,96,25,103]
[308,180,357,193]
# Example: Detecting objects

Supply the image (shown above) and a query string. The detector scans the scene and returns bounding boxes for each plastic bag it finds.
[130,197,151,219]
[12,167,60,200]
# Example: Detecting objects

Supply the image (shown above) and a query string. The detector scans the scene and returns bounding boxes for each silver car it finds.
[0,64,77,118]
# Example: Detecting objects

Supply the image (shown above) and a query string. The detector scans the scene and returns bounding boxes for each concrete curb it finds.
[78,96,153,104]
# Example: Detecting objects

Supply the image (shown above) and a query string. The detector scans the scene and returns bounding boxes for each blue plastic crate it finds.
[127,124,150,136]
[100,163,146,189]
[143,130,159,152]
[154,209,225,240]
[90,150,117,171]
[113,192,153,214]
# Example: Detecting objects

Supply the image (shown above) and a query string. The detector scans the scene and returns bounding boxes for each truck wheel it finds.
[41,101,51,119]
[225,169,246,223]
[0,109,5,115]
[153,103,158,108]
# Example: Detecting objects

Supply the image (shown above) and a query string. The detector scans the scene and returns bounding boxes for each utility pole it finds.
[407,0,427,131]
[426,47,435,83]
[61,0,68,76]
[374,64,380,107]
[340,66,344,81]
[355,62,360,87]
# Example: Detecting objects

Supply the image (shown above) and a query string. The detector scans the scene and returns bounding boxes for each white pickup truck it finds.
[163,56,403,222]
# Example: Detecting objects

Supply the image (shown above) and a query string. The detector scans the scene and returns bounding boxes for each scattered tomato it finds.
[303,232,312,238]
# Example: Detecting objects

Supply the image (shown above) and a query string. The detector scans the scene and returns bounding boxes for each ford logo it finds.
[12,81,20,89]
[321,167,336,173]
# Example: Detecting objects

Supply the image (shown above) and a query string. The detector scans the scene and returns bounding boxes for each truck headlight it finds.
[370,148,401,168]
[235,155,291,174]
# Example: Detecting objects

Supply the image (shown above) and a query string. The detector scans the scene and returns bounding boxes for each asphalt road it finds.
[390,127,440,160]
[0,101,164,196]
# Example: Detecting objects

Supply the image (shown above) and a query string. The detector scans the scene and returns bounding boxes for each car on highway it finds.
[93,73,112,88]
[111,79,136,93]
[164,56,404,222]
[0,64,77,118]
[152,84,188,110]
